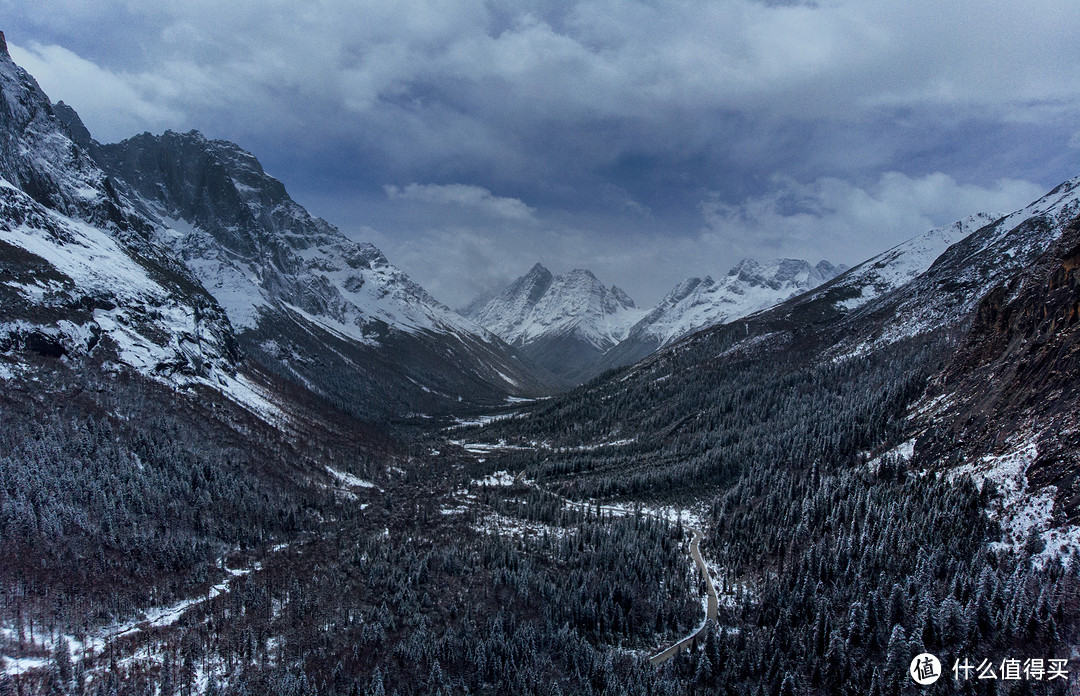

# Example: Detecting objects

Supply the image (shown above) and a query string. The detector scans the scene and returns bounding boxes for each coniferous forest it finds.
[4,311,1080,695]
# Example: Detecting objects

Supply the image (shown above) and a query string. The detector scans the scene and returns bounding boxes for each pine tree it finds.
[367,667,385,696]
[53,637,73,686]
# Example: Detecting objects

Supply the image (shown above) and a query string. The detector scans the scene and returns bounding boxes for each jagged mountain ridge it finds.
[463,263,641,384]
[0,33,248,403]
[0,36,145,241]
[813,213,1000,313]
[660,190,1077,366]
[54,118,559,418]
[636,258,849,348]
[93,129,483,337]
[828,177,1080,357]
[600,257,847,370]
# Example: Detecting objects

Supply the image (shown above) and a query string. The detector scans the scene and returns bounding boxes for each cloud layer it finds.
[4,1,1078,305]
[385,183,537,221]
[374,172,1046,308]
[698,172,1047,271]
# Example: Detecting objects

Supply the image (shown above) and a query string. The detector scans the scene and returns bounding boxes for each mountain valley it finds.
[1,28,1079,696]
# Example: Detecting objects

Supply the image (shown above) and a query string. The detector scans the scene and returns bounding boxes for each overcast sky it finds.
[5,1,1080,307]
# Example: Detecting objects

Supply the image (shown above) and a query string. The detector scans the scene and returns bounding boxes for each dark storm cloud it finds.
[4,0,1080,306]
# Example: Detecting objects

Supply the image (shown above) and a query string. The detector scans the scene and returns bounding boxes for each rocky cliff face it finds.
[0,35,152,243]
[0,33,243,396]
[918,212,1080,529]
[95,129,440,334]
[78,128,559,417]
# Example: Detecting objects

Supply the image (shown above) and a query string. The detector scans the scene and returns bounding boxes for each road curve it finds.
[648,527,719,665]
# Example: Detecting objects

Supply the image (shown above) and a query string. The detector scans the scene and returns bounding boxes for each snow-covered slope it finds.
[0,34,386,424]
[663,174,1080,369]
[94,130,489,341]
[597,258,844,371]
[464,263,642,383]
[836,177,1080,354]
[0,35,287,416]
[0,178,238,381]
[77,128,558,415]
[802,213,1000,314]
[629,258,846,349]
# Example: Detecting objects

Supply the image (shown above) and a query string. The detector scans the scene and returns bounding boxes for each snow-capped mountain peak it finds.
[467,265,643,351]
[463,264,645,382]
[469,256,846,382]
[727,257,841,292]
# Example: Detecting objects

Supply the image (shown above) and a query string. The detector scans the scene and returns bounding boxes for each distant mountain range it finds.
[464,258,848,382]
[468,210,1038,384]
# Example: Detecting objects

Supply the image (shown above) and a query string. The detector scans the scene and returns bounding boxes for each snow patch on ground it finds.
[1,656,50,675]
[447,412,520,428]
[215,372,289,425]
[552,438,637,452]
[474,471,518,487]
[108,563,258,642]
[450,439,534,454]
[866,438,916,469]
[325,465,379,489]
[949,440,1079,560]
[472,511,568,542]
[557,498,705,530]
